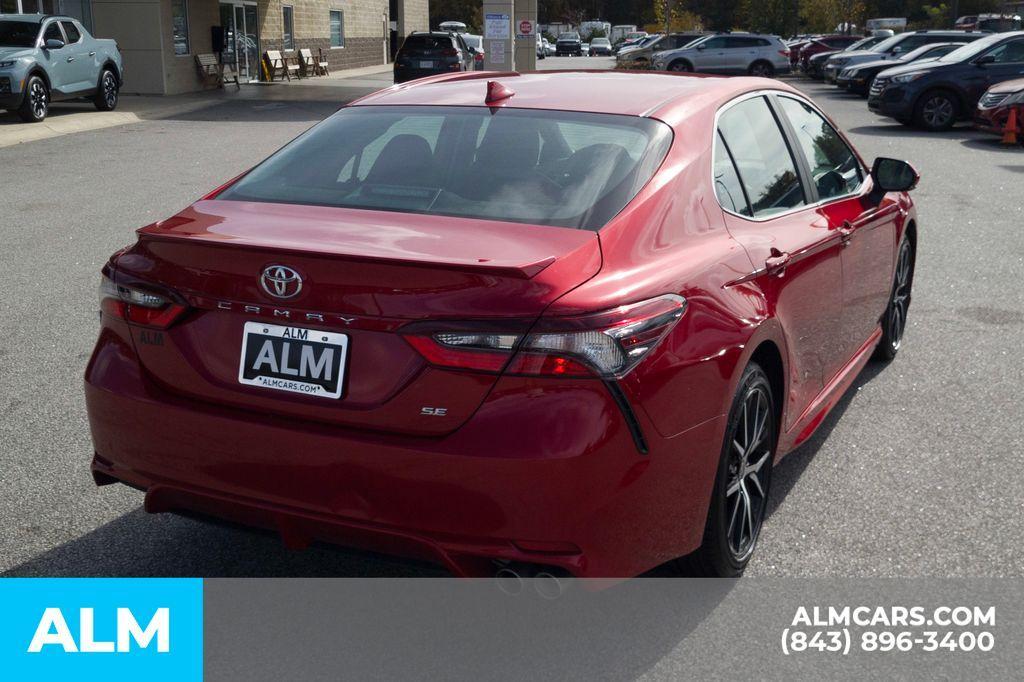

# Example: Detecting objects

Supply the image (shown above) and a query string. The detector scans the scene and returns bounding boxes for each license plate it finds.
[419,60,433,68]
[238,322,348,399]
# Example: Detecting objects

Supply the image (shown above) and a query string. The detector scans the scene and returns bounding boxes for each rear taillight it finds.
[404,294,686,379]
[779,49,790,57]
[474,52,484,62]
[99,273,188,329]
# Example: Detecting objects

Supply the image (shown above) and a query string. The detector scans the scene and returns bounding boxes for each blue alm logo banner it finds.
[0,578,202,681]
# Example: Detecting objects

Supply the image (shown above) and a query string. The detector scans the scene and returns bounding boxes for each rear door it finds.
[715,94,845,427]
[775,94,897,367]
[59,20,92,93]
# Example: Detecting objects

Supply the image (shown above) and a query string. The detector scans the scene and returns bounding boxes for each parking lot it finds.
[1,61,1022,578]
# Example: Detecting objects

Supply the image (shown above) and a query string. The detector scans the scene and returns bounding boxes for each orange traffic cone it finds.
[1001,106,1019,145]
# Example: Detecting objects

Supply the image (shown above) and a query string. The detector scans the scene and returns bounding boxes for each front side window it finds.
[217,106,673,231]
[717,96,806,218]
[171,0,189,55]
[329,10,344,48]
[282,6,294,51]
[60,21,81,44]
[42,21,62,44]
[778,97,862,200]
[983,38,1024,63]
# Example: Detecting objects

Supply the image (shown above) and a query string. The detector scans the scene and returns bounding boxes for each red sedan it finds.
[974,77,1024,138]
[86,71,920,578]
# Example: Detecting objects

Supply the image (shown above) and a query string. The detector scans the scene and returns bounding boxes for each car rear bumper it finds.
[85,326,723,577]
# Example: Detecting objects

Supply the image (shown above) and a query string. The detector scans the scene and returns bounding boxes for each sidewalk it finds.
[0,64,394,149]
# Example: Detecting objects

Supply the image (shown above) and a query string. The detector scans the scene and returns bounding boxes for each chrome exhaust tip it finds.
[494,567,524,596]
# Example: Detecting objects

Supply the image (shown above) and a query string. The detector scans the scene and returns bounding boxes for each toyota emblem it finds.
[260,265,303,300]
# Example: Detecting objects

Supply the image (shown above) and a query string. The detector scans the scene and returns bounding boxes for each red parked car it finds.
[799,34,863,71]
[974,77,1024,138]
[86,71,920,578]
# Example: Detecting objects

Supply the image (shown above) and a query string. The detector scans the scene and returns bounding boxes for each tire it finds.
[748,60,774,78]
[17,74,49,123]
[674,362,776,577]
[874,237,914,361]
[913,90,958,131]
[668,60,692,73]
[93,69,119,111]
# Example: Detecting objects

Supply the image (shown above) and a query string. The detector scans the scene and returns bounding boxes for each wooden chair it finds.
[298,48,318,77]
[317,48,331,76]
[264,50,299,81]
[195,53,226,89]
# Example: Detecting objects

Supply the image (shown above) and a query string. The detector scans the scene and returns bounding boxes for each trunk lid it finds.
[116,200,601,435]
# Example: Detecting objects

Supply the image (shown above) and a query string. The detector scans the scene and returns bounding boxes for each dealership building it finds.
[2,0,429,93]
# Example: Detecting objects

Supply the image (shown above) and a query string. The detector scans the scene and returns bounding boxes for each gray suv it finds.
[652,33,790,77]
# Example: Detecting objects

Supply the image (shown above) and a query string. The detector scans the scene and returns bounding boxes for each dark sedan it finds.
[838,42,963,95]
[869,31,1024,130]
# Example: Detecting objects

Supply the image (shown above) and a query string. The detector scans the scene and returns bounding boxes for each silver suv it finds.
[652,33,790,77]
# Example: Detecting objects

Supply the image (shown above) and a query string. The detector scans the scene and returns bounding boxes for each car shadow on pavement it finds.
[3,507,450,578]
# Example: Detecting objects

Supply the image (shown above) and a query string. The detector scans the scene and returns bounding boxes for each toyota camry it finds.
[85,71,919,578]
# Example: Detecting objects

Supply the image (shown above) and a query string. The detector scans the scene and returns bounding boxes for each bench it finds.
[195,53,239,89]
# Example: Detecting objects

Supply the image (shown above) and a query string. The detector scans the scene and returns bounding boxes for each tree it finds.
[429,0,483,33]
[740,0,801,37]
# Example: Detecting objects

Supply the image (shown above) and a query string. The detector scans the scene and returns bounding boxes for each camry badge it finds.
[260,265,303,300]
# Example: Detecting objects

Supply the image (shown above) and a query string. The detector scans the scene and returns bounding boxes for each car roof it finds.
[352,71,801,123]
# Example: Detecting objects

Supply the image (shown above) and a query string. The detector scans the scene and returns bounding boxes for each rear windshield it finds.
[218,106,673,231]
[401,35,451,51]
[0,20,40,48]
[558,32,580,40]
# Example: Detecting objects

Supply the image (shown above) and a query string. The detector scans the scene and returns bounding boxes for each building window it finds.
[282,5,294,51]
[171,0,189,56]
[330,10,344,48]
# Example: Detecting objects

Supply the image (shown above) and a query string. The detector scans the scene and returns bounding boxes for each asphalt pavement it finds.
[1,59,1021,578]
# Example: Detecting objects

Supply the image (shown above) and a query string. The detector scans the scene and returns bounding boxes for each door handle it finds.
[66,56,75,62]
[765,248,791,277]
[839,221,854,247]
[89,51,96,57]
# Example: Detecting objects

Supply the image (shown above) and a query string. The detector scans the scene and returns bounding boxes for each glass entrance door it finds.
[219,2,259,82]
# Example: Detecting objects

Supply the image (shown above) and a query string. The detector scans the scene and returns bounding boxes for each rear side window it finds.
[777,97,862,200]
[218,106,673,231]
[717,96,806,218]
[714,133,750,216]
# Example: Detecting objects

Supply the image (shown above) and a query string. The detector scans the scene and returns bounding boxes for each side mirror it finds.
[891,46,902,55]
[974,54,996,66]
[872,157,919,192]
[44,38,65,50]
[696,43,706,50]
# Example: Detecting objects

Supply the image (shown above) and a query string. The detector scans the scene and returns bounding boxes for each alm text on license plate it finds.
[237,322,348,399]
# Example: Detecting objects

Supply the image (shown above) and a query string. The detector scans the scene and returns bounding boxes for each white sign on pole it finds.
[490,41,506,64]
[484,13,510,40]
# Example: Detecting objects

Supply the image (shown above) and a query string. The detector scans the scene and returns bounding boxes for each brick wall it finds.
[261,0,389,72]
